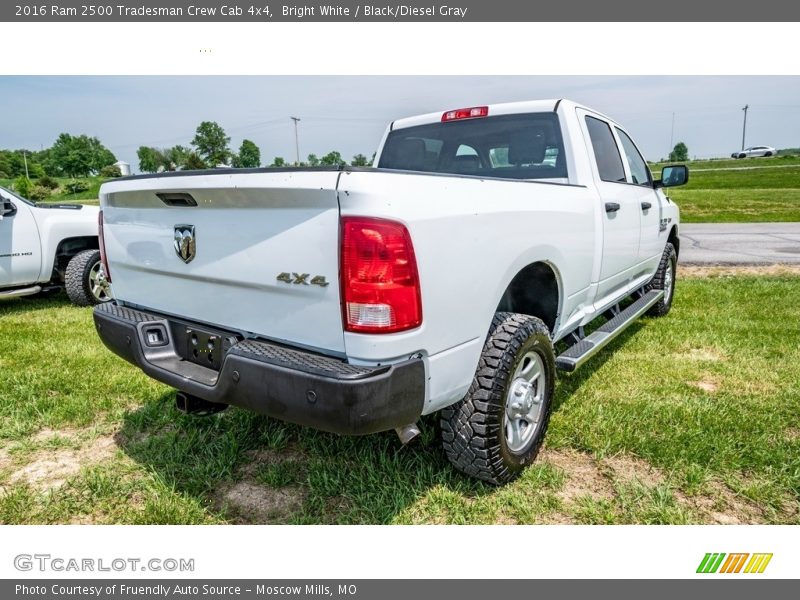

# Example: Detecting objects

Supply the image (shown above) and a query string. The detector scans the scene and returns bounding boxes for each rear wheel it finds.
[646,242,677,317]
[65,249,112,306]
[764,151,773,157]
[440,312,555,485]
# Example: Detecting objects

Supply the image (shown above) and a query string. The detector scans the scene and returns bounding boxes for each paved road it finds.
[679,223,800,265]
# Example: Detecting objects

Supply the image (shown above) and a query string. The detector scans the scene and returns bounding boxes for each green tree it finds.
[320,151,346,166]
[183,152,207,170]
[351,153,369,167]
[137,146,163,173]
[669,142,689,162]
[233,139,261,168]
[191,121,231,167]
[13,176,33,198]
[49,134,116,177]
[270,157,286,168]
[306,153,320,167]
[165,145,190,170]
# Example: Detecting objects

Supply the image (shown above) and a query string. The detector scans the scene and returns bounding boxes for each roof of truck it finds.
[389,98,615,130]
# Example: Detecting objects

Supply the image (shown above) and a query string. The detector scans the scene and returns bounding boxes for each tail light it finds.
[442,106,488,122]
[98,210,111,282]
[340,217,422,333]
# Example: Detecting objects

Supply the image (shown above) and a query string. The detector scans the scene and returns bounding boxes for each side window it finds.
[585,116,626,183]
[615,128,652,186]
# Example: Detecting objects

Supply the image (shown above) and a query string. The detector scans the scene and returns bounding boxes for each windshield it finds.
[378,112,567,180]
[0,185,35,206]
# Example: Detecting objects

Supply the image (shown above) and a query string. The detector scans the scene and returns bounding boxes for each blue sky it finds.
[1,76,798,171]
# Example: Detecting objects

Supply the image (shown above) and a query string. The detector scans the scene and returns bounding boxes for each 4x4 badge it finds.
[174,225,196,263]
[277,272,329,287]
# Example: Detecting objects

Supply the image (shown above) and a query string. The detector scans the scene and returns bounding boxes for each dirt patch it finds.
[540,449,614,502]
[6,435,117,491]
[602,455,667,488]
[681,265,800,278]
[216,481,306,524]
[785,428,800,442]
[675,480,768,524]
[213,445,309,524]
[689,378,720,393]
[676,347,726,362]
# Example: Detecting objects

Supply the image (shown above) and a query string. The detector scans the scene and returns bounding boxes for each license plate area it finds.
[185,326,235,371]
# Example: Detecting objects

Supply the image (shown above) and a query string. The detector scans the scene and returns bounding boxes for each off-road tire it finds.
[65,249,109,307]
[646,242,677,317]
[440,312,555,485]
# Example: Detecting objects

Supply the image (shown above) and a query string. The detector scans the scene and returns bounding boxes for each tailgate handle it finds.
[605,202,621,213]
[156,192,197,207]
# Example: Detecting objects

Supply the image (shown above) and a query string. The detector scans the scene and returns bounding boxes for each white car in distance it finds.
[732,146,776,158]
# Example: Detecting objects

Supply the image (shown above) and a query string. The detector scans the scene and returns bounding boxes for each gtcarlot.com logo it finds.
[696,553,773,574]
[14,554,195,573]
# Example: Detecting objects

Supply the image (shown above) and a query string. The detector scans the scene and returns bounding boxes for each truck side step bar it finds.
[555,289,664,372]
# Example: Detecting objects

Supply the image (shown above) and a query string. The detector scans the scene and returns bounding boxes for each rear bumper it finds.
[93,302,425,435]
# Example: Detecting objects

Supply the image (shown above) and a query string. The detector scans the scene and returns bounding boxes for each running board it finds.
[0,285,41,299]
[555,289,664,372]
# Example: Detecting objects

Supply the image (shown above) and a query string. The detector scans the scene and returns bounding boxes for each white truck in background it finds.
[1,186,112,306]
[93,99,686,484]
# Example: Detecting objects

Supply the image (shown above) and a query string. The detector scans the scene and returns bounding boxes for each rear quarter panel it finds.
[338,170,597,410]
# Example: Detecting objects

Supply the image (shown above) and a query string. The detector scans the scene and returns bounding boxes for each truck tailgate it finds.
[101,171,345,354]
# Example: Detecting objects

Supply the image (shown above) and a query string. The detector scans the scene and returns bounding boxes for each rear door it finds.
[101,170,345,354]
[0,191,42,287]
[578,110,641,301]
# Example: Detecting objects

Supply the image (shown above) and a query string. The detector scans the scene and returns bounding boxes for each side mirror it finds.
[1,201,16,218]
[655,165,688,188]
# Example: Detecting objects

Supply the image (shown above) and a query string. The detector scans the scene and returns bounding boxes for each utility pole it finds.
[23,151,29,179]
[741,104,749,151]
[290,117,301,165]
[669,112,675,155]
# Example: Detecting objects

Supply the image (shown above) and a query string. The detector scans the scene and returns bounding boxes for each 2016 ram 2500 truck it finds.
[93,99,687,484]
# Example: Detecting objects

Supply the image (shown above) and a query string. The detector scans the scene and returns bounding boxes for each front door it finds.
[578,110,641,303]
[0,190,42,288]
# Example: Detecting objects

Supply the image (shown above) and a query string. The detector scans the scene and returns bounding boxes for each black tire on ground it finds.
[65,249,110,306]
[765,152,773,157]
[440,312,556,485]
[645,242,677,317]
[738,153,746,159]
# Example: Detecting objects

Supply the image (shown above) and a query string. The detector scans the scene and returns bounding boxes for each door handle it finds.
[641,202,652,210]
[605,202,621,213]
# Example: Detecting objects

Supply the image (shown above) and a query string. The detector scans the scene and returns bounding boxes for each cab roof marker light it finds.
[441,106,489,122]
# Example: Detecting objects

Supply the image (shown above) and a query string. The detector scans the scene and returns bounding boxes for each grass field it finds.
[3,157,799,221]
[1,269,798,524]
[648,157,800,223]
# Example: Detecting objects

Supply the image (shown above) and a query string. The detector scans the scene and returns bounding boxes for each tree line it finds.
[136,120,373,173]
[0,119,375,184]
[0,134,118,180]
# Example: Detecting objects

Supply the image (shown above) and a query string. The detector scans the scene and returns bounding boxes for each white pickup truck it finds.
[1,186,112,306]
[93,99,686,484]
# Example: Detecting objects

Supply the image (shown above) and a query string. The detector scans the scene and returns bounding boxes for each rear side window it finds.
[615,128,652,186]
[585,116,626,183]
[378,113,567,180]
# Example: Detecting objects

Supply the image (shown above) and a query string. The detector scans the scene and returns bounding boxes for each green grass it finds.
[1,273,798,524]
[647,158,800,223]
[4,158,800,222]
[0,176,105,204]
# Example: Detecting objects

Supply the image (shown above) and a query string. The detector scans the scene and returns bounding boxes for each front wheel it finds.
[646,242,677,317]
[440,312,555,485]
[65,249,112,306]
